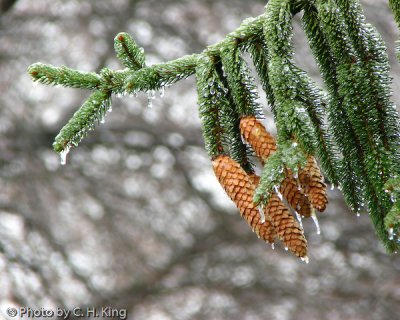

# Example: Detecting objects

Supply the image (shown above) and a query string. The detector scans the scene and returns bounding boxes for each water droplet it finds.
[258,206,266,224]
[389,227,394,240]
[271,243,275,250]
[356,213,360,217]
[330,184,335,191]
[284,247,289,251]
[311,210,321,235]
[100,117,105,124]
[108,105,112,112]
[60,146,71,166]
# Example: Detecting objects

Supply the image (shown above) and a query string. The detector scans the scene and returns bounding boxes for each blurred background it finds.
[0,0,400,319]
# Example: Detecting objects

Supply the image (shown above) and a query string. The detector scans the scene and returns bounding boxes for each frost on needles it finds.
[28,0,400,257]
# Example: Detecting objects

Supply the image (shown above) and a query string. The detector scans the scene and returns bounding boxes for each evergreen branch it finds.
[316,0,399,252]
[53,90,111,153]
[302,2,364,210]
[195,56,225,159]
[220,40,261,117]
[254,140,307,206]
[316,0,388,193]
[248,40,277,115]
[389,0,400,61]
[384,177,400,240]
[264,0,318,154]
[27,1,400,254]
[124,54,201,93]
[114,32,146,70]
[214,61,254,173]
[28,63,102,90]
[291,66,341,186]
[364,24,400,176]
[264,0,294,58]
[336,0,400,178]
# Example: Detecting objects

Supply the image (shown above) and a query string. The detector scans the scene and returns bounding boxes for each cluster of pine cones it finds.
[212,116,328,261]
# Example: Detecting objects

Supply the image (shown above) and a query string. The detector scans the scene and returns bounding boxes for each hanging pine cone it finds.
[240,116,312,217]
[299,156,328,212]
[266,193,308,259]
[212,155,276,244]
[248,173,308,259]
[239,116,277,163]
[280,172,312,217]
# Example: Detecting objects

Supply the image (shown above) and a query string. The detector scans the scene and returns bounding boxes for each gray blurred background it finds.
[0,0,400,319]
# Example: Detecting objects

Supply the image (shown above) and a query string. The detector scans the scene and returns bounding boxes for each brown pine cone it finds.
[299,156,328,212]
[266,194,308,258]
[280,172,312,218]
[212,155,276,244]
[240,116,311,217]
[239,116,277,163]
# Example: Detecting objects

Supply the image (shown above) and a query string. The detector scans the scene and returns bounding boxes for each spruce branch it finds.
[213,61,254,173]
[302,3,364,210]
[263,0,319,154]
[28,63,102,90]
[336,0,400,178]
[53,90,111,153]
[114,32,146,71]
[384,177,400,241]
[389,0,400,61]
[254,140,307,207]
[248,40,277,114]
[220,39,261,117]
[28,1,400,255]
[313,0,399,252]
[291,66,341,186]
[195,56,225,159]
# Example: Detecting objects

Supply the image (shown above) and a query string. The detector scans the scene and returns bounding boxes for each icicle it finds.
[240,134,247,145]
[273,186,283,200]
[147,89,155,108]
[296,175,302,190]
[295,211,303,229]
[59,146,71,166]
[389,228,394,240]
[258,206,266,224]
[271,243,275,250]
[301,256,309,264]
[311,210,321,235]
[100,116,106,124]
[159,87,165,97]
[108,104,112,113]
[284,247,289,251]
[330,184,335,191]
